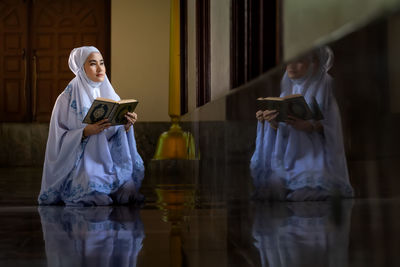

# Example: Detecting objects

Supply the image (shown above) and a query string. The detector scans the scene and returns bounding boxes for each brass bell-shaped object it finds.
[153,117,196,160]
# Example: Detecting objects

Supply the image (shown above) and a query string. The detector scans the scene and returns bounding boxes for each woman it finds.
[252,201,353,267]
[251,46,353,201]
[39,206,144,267]
[38,46,144,206]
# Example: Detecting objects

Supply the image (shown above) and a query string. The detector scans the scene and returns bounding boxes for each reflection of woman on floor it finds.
[38,206,144,267]
[38,46,144,206]
[251,46,353,201]
[252,201,353,267]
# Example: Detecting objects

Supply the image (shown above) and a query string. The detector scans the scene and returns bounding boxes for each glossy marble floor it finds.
[1,168,400,267]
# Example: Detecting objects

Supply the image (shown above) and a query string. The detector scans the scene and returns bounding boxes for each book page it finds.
[95,97,118,103]
[283,94,303,99]
[118,99,138,104]
[264,97,284,101]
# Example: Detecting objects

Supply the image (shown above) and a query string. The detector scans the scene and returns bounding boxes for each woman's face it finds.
[286,57,311,79]
[84,52,106,82]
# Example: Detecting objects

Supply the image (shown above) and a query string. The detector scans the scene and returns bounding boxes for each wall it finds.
[110,0,400,121]
[283,0,400,61]
[210,0,230,102]
[185,0,230,120]
[388,14,400,114]
[187,0,197,113]
[111,0,171,121]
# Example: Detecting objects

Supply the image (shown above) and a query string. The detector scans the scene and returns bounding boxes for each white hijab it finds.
[67,46,120,122]
[280,46,334,107]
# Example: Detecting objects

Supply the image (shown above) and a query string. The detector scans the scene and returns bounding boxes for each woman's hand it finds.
[285,115,313,132]
[124,112,137,132]
[83,119,111,138]
[263,110,279,130]
[256,110,264,122]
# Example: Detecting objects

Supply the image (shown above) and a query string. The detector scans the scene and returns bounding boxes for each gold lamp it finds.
[153,0,197,160]
[152,2,199,265]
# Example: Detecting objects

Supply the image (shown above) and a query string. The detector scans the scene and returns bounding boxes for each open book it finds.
[256,94,323,122]
[83,97,139,125]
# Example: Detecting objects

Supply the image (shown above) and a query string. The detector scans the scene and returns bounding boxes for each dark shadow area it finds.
[182,8,400,199]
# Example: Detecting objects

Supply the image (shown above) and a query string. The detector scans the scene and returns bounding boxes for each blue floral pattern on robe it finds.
[38,86,145,205]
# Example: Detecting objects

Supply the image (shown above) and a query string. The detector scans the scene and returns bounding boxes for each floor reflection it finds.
[152,159,198,267]
[252,200,353,267]
[155,184,196,267]
[38,206,144,267]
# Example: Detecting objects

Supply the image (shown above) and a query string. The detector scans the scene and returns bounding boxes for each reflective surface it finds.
[0,167,399,267]
[39,206,144,267]
[1,195,400,266]
[182,7,400,199]
[3,3,400,267]
[251,201,353,267]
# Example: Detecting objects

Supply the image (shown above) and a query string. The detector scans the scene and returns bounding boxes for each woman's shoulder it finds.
[52,84,74,109]
[62,83,74,98]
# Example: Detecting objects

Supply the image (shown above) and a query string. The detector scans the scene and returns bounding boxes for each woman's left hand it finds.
[124,112,137,132]
[285,115,313,132]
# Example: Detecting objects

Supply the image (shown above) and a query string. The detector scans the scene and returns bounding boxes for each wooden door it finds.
[0,0,29,122]
[31,0,110,122]
[0,0,110,122]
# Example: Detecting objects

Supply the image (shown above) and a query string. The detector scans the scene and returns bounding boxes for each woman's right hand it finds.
[83,119,112,138]
[256,110,264,122]
[263,110,279,130]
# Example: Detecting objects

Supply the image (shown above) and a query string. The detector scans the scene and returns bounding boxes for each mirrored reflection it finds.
[155,184,195,267]
[250,46,354,201]
[150,159,198,267]
[252,200,353,267]
[38,206,144,267]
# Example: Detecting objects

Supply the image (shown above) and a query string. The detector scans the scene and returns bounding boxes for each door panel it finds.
[0,0,109,122]
[31,0,109,122]
[0,0,28,122]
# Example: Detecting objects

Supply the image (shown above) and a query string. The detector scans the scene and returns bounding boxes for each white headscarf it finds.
[66,46,120,122]
[280,46,334,108]
[250,46,353,200]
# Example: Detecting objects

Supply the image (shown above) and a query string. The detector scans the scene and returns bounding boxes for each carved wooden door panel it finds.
[31,0,109,122]
[0,0,29,122]
[0,0,109,122]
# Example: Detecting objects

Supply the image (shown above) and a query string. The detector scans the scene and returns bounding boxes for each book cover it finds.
[256,94,323,122]
[83,97,139,125]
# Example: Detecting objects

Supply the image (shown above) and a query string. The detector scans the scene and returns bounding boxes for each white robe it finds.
[38,46,144,205]
[39,206,144,267]
[252,201,353,267]
[250,47,353,200]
